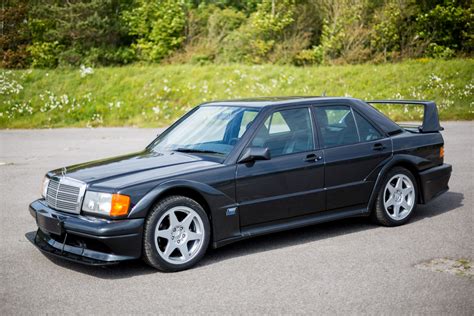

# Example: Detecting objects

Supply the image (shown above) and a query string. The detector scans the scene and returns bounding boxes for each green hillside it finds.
[1,59,473,128]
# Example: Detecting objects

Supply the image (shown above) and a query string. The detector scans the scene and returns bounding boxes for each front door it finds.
[235,107,325,227]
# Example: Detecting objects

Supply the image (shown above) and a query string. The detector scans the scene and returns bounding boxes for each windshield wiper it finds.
[174,148,224,155]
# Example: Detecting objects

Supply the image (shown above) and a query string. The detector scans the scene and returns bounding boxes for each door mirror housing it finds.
[238,147,271,163]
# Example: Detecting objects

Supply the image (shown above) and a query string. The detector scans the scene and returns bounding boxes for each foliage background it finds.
[2,0,472,68]
[1,0,473,128]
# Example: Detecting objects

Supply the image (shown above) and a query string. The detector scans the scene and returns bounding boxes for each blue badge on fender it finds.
[226,207,237,216]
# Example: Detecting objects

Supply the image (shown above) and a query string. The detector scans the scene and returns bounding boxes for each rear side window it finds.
[353,111,383,141]
[314,106,359,148]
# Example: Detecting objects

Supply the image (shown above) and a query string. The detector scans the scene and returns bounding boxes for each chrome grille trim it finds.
[45,177,86,214]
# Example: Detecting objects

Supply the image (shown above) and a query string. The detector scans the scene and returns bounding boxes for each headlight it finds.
[41,177,50,198]
[82,191,130,217]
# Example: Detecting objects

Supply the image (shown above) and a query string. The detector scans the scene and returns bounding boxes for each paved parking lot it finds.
[1,122,472,314]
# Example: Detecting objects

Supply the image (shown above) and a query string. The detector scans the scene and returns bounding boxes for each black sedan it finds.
[29,97,452,271]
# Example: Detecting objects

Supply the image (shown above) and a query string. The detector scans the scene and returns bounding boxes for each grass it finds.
[1,58,473,128]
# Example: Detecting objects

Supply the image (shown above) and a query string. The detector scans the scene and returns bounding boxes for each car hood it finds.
[48,150,222,187]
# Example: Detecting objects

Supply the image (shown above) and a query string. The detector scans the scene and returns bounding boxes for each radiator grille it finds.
[45,178,85,214]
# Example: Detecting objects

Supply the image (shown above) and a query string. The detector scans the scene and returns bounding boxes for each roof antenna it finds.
[322,90,326,97]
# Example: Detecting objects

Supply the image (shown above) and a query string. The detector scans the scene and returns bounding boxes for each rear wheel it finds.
[372,167,417,226]
[143,195,210,272]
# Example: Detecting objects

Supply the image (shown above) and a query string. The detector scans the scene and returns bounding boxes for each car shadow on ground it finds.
[25,191,463,279]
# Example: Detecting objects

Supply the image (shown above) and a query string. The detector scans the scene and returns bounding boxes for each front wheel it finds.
[143,196,210,272]
[372,167,417,226]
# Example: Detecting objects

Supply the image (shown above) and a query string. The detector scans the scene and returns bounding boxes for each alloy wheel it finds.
[154,206,205,264]
[383,174,415,221]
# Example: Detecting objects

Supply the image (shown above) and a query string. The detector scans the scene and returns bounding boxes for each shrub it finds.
[27,41,62,68]
[125,0,186,62]
[427,43,455,59]
[416,2,472,53]
[294,46,324,66]
[208,8,247,41]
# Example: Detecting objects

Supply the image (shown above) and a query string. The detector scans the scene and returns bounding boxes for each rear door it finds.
[314,103,392,210]
[235,106,325,227]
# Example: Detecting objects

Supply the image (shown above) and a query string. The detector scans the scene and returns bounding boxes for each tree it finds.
[1,0,30,68]
[124,0,186,62]
[28,0,134,66]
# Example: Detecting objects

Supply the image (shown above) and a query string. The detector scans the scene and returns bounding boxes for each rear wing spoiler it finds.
[366,100,443,133]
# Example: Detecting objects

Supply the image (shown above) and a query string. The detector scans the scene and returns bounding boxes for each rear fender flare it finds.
[367,155,428,212]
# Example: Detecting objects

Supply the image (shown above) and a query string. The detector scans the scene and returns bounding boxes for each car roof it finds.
[201,96,355,108]
[201,96,403,135]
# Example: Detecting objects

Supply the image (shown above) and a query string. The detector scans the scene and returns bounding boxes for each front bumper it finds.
[419,163,452,203]
[29,199,144,265]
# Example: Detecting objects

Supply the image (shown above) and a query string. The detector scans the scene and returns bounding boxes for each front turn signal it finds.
[110,194,131,217]
[440,146,444,158]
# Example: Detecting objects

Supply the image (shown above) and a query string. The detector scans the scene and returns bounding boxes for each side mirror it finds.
[238,147,271,163]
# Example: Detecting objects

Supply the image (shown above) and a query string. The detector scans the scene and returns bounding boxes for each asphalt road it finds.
[1,123,473,315]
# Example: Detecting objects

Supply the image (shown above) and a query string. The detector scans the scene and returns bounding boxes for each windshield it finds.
[150,106,260,156]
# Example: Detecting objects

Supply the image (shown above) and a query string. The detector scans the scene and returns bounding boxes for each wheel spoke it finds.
[393,204,400,218]
[395,177,403,190]
[163,243,176,258]
[169,211,179,227]
[187,231,202,241]
[387,184,396,194]
[384,195,395,208]
[156,228,171,240]
[181,213,195,230]
[402,187,413,196]
[401,199,410,211]
[179,244,190,261]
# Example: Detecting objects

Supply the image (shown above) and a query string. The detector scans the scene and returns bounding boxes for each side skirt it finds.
[213,205,369,248]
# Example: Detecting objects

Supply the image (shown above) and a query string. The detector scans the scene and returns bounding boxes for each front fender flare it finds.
[128,179,239,243]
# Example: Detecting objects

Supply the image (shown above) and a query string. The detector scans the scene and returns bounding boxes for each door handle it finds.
[304,153,323,162]
[373,143,386,151]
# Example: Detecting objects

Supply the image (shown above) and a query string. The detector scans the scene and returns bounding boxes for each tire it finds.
[143,195,210,272]
[372,167,417,226]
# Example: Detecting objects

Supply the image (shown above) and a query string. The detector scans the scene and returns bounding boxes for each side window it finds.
[315,106,359,148]
[353,111,383,141]
[268,112,291,134]
[237,110,258,138]
[250,108,314,157]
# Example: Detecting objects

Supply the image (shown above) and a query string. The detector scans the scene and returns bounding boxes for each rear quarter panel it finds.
[391,131,444,170]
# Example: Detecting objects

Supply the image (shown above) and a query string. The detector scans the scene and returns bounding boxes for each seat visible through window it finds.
[315,106,359,148]
[250,108,314,157]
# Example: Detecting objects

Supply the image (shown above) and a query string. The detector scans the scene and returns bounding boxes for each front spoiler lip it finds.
[29,199,144,265]
[32,229,120,266]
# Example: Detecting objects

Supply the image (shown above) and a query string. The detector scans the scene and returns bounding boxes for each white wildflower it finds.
[80,65,94,78]
[152,106,161,114]
[0,72,24,95]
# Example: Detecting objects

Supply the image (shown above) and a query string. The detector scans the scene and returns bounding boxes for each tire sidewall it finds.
[376,167,417,226]
[143,196,211,272]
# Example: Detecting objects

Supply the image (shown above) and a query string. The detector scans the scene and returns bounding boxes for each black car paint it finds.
[30,97,452,264]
